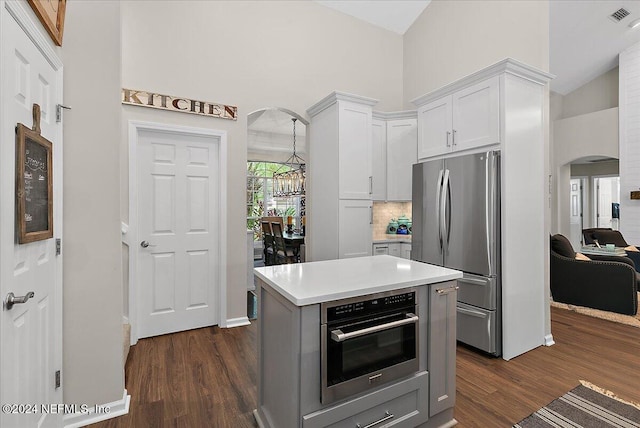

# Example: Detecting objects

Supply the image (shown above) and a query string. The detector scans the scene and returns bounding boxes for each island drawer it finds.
[302,371,428,428]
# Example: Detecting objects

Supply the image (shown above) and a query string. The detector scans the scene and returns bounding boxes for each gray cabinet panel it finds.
[302,372,429,428]
[428,282,457,416]
[257,281,301,428]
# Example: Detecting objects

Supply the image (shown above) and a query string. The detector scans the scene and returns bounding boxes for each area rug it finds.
[513,381,640,427]
[550,292,640,328]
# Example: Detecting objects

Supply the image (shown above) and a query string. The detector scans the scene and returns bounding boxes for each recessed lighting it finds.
[629,18,640,29]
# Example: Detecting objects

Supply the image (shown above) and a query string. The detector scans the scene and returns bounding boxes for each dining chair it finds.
[271,222,297,264]
[261,221,275,265]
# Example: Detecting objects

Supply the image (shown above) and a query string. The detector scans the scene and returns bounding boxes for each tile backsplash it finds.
[373,201,412,238]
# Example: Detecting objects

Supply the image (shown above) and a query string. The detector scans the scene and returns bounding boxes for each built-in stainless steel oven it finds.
[321,288,419,404]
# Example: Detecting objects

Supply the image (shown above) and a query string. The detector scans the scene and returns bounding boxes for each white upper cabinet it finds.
[452,76,500,152]
[416,76,499,160]
[417,97,453,160]
[386,118,417,201]
[338,102,374,199]
[372,112,418,202]
[371,118,387,201]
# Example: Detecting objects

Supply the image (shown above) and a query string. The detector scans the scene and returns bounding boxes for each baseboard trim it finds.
[63,389,130,428]
[544,334,555,346]
[225,316,251,328]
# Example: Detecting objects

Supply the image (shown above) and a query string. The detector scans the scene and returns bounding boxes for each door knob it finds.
[5,291,35,310]
[140,241,156,248]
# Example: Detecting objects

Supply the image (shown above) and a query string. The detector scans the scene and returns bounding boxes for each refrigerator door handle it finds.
[442,169,451,250]
[436,169,444,252]
[485,151,500,276]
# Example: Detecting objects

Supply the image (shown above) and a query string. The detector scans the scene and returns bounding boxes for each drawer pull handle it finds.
[436,286,459,295]
[356,411,394,428]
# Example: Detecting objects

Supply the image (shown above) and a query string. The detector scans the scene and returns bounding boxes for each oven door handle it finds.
[330,313,419,342]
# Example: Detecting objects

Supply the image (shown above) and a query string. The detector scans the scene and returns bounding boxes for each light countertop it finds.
[253,255,462,306]
[373,234,412,244]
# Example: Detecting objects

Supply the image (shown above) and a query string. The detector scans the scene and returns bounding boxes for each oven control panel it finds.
[326,291,415,323]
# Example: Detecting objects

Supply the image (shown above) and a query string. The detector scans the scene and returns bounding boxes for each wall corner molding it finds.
[63,389,130,428]
[544,334,555,347]
[224,316,251,328]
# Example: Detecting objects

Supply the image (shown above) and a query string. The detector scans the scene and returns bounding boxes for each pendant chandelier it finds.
[273,118,305,197]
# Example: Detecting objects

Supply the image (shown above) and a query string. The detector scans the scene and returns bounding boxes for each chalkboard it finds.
[16,121,52,243]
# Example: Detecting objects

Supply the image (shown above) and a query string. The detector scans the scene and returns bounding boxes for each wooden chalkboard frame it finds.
[16,122,53,243]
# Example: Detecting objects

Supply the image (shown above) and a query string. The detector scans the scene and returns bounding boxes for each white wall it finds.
[403,0,549,106]
[553,108,619,236]
[62,1,124,405]
[120,1,404,325]
[620,42,640,245]
[560,67,618,119]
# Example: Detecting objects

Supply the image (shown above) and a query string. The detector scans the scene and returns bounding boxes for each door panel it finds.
[411,161,444,266]
[338,200,372,258]
[444,152,499,276]
[452,76,500,151]
[138,130,220,338]
[417,97,452,160]
[1,10,63,428]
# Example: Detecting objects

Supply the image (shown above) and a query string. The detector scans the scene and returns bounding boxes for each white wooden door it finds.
[452,76,500,152]
[338,102,372,200]
[137,129,220,338]
[386,118,417,201]
[569,179,583,249]
[417,96,452,160]
[338,200,372,258]
[1,8,63,428]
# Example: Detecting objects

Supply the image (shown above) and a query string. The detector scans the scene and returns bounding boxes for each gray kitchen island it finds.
[253,255,462,428]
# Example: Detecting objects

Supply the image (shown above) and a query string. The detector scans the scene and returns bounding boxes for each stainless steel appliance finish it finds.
[321,289,419,404]
[412,151,501,356]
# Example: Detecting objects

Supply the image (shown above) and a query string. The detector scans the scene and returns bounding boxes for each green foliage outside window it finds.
[247,161,301,241]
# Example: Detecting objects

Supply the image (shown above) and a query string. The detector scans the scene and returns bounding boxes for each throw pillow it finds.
[551,234,576,258]
[575,252,591,261]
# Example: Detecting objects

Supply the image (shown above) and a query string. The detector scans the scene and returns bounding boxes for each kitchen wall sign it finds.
[122,88,237,121]
[16,104,53,244]
[28,0,66,46]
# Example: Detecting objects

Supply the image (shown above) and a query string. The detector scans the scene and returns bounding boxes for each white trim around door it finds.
[127,121,228,344]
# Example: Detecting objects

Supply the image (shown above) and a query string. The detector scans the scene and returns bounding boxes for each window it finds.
[247,161,305,241]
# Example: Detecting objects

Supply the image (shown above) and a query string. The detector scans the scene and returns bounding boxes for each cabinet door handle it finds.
[356,411,394,428]
[452,129,457,146]
[369,176,373,194]
[446,131,451,147]
[370,206,373,225]
[436,286,459,295]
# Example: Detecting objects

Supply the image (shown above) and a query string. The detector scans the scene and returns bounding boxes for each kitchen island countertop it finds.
[253,255,462,306]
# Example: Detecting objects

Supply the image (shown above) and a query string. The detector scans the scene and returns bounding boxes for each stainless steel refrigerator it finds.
[412,151,501,356]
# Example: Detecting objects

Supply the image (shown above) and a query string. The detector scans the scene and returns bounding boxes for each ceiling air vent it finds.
[609,8,630,22]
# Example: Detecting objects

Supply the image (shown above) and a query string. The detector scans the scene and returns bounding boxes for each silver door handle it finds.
[369,176,373,194]
[446,130,451,147]
[140,241,156,248]
[452,129,457,146]
[356,411,394,428]
[436,169,444,252]
[457,306,487,318]
[441,169,450,249]
[5,291,35,310]
[331,313,418,342]
[436,286,459,295]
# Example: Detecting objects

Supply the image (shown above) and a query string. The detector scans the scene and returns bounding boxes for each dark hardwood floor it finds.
[91,307,640,428]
